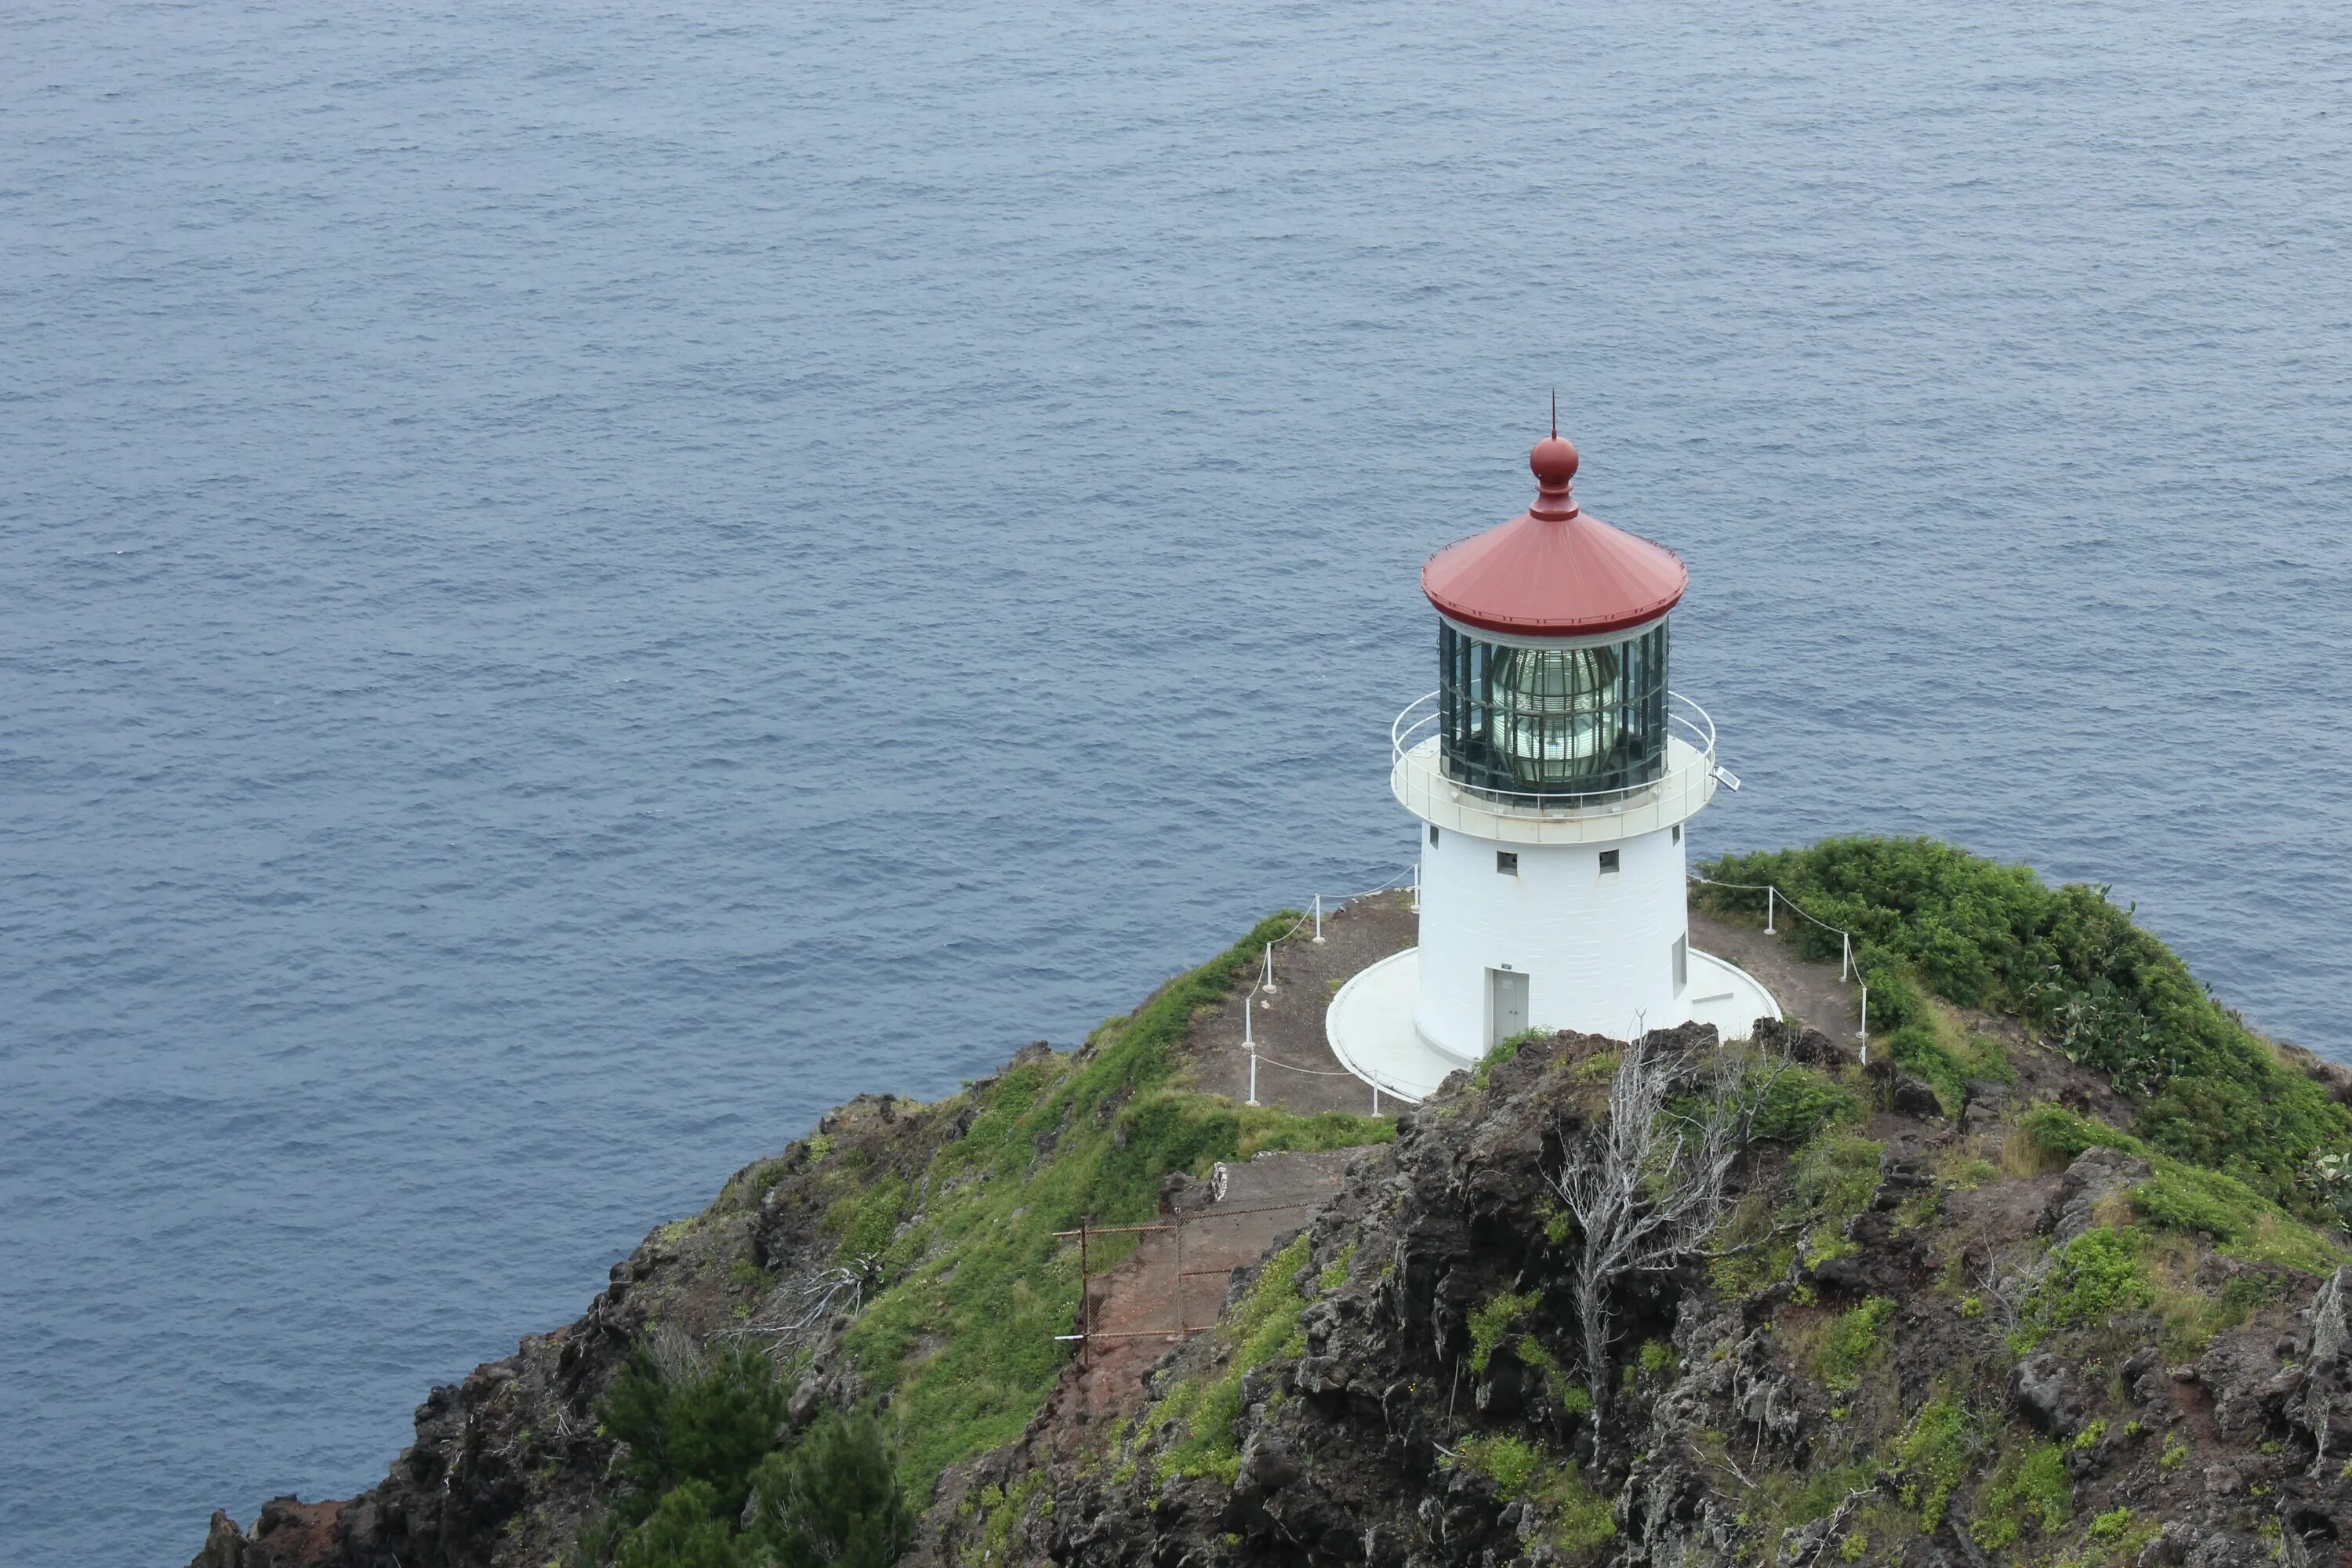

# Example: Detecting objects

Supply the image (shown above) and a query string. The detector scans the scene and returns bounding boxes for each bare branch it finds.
[1544,1033,1771,1447]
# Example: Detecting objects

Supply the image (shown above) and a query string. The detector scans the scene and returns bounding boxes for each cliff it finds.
[190,840,2352,1568]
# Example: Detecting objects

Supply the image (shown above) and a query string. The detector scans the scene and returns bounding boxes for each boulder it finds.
[2041,1145,2152,1246]
[2011,1352,2089,1438]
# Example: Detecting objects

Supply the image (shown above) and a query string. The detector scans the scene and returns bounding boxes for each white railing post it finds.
[1371,1080,1380,1116]
[1410,862,1421,913]
[1840,931,1851,982]
[1312,893,1324,943]
[1766,886,1777,935]
[1263,941,1276,994]
[1244,1000,1258,1105]
[1857,985,1869,1062]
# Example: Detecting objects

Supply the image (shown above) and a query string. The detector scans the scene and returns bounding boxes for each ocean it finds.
[3,3,2348,1563]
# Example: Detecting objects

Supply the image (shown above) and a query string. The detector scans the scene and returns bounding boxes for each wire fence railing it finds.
[1236,866,1422,1113]
[1686,873,1873,1063]
[1232,864,1882,1116]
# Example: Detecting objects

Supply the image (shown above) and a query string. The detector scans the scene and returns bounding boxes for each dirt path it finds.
[1689,909,1863,1041]
[1187,894,1418,1117]
[1044,1149,1354,1454]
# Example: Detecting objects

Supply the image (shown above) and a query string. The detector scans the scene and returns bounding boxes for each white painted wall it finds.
[1410,818,1690,1062]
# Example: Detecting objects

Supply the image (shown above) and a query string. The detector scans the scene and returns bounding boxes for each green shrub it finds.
[2087,1505,2142,1545]
[1891,1397,1973,1531]
[1468,1290,1541,1374]
[1455,1432,1542,1495]
[1813,1297,1894,1393]
[743,1410,914,1568]
[1700,837,2352,1210]
[600,1345,791,1521]
[1751,1065,1865,1142]
[1970,1439,2072,1548]
[2013,1227,2151,1352]
[614,1482,740,1568]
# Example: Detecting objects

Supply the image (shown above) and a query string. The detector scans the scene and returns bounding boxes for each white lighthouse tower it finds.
[1326,424,1780,1102]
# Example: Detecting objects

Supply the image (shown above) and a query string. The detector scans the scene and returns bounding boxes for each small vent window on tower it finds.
[1496,851,1519,876]
[1599,849,1620,874]
[1673,935,1689,991]
[1429,824,1439,846]
[1672,824,1681,844]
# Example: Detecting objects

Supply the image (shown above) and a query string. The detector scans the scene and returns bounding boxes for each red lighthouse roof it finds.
[1421,431,1688,638]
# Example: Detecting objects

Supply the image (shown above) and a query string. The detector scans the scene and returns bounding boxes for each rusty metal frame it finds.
[1052,1200,1323,1369]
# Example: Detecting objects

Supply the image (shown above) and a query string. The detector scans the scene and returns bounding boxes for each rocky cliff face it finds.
[191,1007,2352,1568]
[967,1023,2352,1567]
[187,1085,960,1568]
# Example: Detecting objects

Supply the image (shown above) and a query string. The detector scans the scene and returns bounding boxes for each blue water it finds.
[5,3,2350,1563]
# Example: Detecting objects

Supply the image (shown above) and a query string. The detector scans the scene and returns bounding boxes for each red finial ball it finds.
[1530,434,1579,486]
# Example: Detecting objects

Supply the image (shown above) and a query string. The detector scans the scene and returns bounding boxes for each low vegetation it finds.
[1697,837,2352,1213]
[1145,1235,1313,1484]
[590,1350,912,1568]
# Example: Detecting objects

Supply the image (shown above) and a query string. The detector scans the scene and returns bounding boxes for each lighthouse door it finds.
[1487,968,1529,1048]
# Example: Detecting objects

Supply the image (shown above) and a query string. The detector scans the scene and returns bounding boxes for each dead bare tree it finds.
[712,1254,883,1349]
[1544,1032,1759,1443]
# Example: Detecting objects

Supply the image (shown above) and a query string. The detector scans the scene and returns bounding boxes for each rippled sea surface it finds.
[5,2,2350,1562]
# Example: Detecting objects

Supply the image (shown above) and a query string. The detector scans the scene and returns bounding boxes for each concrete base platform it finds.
[1324,946,1783,1105]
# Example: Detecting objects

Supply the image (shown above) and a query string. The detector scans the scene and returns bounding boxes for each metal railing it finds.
[1688,873,1872,1061]
[1389,690,1718,818]
[1239,867,1425,1113]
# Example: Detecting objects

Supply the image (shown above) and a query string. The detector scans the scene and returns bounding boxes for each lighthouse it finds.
[1325,424,1780,1102]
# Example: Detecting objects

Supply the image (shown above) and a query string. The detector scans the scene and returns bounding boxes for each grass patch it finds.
[1709,1189,1793,1298]
[1449,1437,1614,1552]
[1890,1396,1974,1532]
[2012,1226,2151,1353]
[1969,1437,2072,1549]
[1470,1027,1549,1091]
[1319,1240,1357,1294]
[1811,1297,1894,1394]
[1793,1132,1884,1268]
[1882,1002,2013,1116]
[2017,1105,2343,1276]
[1149,1236,1312,1483]
[826,914,1392,1491]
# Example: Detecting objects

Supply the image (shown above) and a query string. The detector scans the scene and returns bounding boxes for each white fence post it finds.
[1858,985,1869,1063]
[1766,886,1777,935]
[1840,931,1851,982]
[1244,1000,1258,1105]
[1410,863,1420,913]
[1312,894,1324,944]
[1263,941,1277,994]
